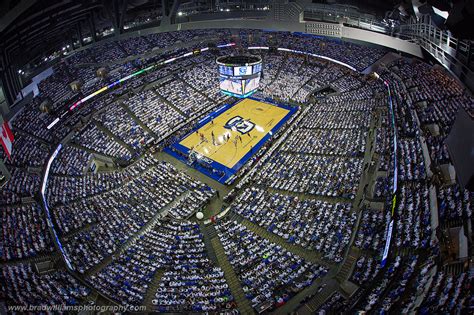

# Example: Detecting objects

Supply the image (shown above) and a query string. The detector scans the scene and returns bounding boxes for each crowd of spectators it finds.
[281,128,366,156]
[419,271,473,314]
[51,145,91,176]
[230,187,356,262]
[96,105,153,152]
[354,206,387,252]
[124,89,184,138]
[216,217,328,312]
[0,168,40,205]
[2,28,473,313]
[438,184,472,221]
[259,153,362,198]
[1,132,51,168]
[157,78,214,118]
[89,219,233,312]
[1,203,55,261]
[2,264,91,306]
[178,58,228,102]
[72,123,132,160]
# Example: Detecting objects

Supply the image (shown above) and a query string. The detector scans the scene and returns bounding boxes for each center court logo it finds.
[224,116,255,134]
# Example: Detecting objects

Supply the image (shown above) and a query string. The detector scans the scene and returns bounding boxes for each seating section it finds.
[51,145,91,176]
[216,217,328,311]
[96,105,153,152]
[2,264,91,306]
[124,89,185,137]
[420,271,473,314]
[301,109,370,129]
[265,56,310,101]
[93,42,127,63]
[120,36,152,55]
[231,187,356,262]
[354,206,388,252]
[438,184,472,221]
[12,99,56,142]
[37,63,77,109]
[260,54,285,90]
[73,123,131,160]
[157,79,214,117]
[178,59,227,102]
[57,159,213,272]
[398,138,426,181]
[281,128,366,156]
[88,220,233,312]
[0,168,40,205]
[259,153,362,198]
[1,203,55,261]
[1,132,51,168]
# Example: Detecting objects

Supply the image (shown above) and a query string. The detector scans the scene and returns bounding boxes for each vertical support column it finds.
[1,49,16,105]
[89,12,97,42]
[161,0,171,26]
[5,50,21,100]
[113,0,121,35]
[77,23,84,47]
[118,0,128,34]
[0,58,13,112]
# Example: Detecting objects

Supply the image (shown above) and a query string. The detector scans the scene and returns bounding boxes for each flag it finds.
[0,120,14,159]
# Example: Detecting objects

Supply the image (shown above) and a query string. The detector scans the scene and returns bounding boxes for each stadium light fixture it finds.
[178,11,183,16]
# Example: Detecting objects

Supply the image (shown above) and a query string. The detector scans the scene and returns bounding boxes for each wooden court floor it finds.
[179,98,290,168]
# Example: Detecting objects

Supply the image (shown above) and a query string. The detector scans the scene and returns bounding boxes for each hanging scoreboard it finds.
[216,55,262,98]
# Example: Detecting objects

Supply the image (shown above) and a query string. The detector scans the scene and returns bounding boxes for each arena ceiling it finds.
[0,0,471,70]
[0,0,170,66]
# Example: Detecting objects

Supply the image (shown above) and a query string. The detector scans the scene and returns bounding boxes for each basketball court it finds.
[166,98,297,184]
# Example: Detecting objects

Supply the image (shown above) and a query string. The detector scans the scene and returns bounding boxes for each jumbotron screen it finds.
[217,55,262,98]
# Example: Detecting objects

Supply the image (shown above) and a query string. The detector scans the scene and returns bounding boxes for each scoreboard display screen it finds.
[219,76,243,95]
[219,65,233,76]
[243,77,260,94]
[252,63,262,74]
[217,55,262,98]
[233,66,252,76]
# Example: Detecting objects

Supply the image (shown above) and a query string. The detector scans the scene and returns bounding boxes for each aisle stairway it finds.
[153,87,188,117]
[209,235,255,314]
[142,269,165,311]
[200,223,219,265]
[93,120,134,154]
[297,279,340,315]
[119,102,158,139]
[233,211,331,268]
[336,249,359,283]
